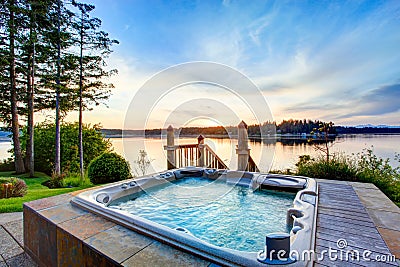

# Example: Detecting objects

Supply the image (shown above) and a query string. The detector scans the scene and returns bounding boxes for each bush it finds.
[295,148,400,206]
[63,174,93,188]
[43,172,93,189]
[20,122,111,174]
[296,154,358,181]
[355,148,400,205]
[88,152,131,184]
[0,177,28,198]
[44,172,66,189]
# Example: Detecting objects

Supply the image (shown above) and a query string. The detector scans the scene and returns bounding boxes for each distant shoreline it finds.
[0,131,399,140]
[104,133,400,139]
[101,125,400,138]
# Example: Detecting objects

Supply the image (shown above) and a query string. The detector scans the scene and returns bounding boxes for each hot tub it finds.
[71,167,318,266]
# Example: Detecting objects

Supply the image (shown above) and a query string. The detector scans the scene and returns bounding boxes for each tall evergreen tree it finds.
[1,0,117,176]
[71,0,118,180]
[22,0,54,176]
[0,2,10,125]
[23,0,39,177]
[54,0,62,175]
[1,0,26,173]
[36,0,75,175]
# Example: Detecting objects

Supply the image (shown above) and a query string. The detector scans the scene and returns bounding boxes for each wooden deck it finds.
[314,181,399,266]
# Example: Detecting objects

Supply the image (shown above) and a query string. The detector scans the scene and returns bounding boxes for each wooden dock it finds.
[314,180,399,266]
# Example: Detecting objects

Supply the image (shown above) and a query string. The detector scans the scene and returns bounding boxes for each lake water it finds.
[110,134,400,174]
[1,134,399,173]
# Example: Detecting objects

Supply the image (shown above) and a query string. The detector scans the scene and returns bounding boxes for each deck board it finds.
[317,209,372,221]
[318,207,370,219]
[314,182,399,266]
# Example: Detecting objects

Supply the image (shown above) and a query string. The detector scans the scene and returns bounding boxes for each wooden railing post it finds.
[166,125,176,169]
[236,120,250,171]
[197,135,205,167]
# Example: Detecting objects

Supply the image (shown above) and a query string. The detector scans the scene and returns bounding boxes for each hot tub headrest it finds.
[174,167,204,178]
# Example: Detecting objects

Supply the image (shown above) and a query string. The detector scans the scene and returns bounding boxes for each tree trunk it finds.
[54,0,61,175]
[325,126,330,162]
[26,52,33,174]
[9,0,25,174]
[26,4,35,177]
[78,11,84,181]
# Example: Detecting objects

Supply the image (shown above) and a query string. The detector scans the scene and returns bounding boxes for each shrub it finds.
[88,152,131,184]
[296,154,358,181]
[355,148,400,205]
[63,174,93,188]
[0,177,28,198]
[44,173,93,188]
[45,172,66,189]
[20,122,111,175]
[294,148,400,206]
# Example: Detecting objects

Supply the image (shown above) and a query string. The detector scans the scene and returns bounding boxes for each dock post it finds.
[197,135,205,167]
[166,125,176,169]
[236,120,250,171]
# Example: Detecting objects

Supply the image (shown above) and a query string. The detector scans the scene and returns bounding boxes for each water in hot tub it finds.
[109,177,295,252]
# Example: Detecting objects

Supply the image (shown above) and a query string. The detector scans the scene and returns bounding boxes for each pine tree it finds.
[36,0,75,175]
[23,0,39,177]
[1,0,117,176]
[1,0,26,173]
[20,0,55,176]
[71,0,118,180]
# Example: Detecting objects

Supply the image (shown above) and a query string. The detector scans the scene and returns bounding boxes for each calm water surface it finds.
[0,141,11,162]
[110,134,400,173]
[1,134,399,172]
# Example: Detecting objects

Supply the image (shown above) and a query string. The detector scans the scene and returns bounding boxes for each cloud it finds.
[196,32,243,67]
[248,12,275,46]
[86,0,400,127]
[344,83,400,117]
[285,103,344,113]
[222,0,231,7]
[279,82,400,124]
[249,1,400,99]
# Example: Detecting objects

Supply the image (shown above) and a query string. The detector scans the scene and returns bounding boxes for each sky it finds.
[65,0,400,129]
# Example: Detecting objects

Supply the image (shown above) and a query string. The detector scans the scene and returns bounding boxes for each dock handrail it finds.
[204,144,229,169]
[175,144,199,168]
[165,122,260,171]
[175,143,228,169]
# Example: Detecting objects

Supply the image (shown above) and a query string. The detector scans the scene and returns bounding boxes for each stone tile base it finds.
[23,193,211,267]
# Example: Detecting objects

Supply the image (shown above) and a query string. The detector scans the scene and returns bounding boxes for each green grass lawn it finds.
[0,171,93,213]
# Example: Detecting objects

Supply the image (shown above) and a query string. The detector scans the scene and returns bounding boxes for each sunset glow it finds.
[54,1,400,128]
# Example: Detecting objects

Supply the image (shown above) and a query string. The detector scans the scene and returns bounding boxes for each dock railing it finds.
[164,121,259,172]
[175,141,228,169]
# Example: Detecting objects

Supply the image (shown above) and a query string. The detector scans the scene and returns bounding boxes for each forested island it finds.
[2,119,398,141]
[100,119,400,138]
